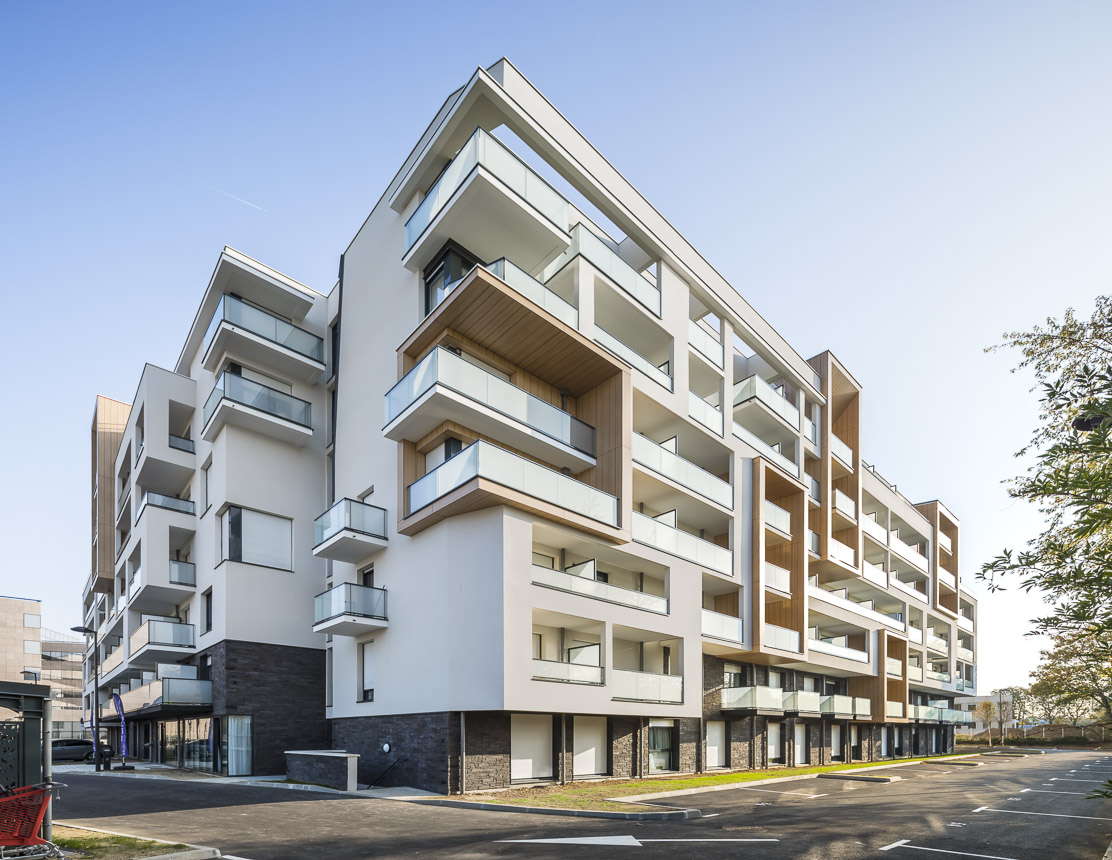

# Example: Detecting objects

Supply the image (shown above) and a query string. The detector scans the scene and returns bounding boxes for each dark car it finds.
[51,738,114,762]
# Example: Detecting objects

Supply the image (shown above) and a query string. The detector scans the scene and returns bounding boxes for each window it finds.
[532,633,542,660]
[360,566,375,588]
[23,614,40,628]
[531,552,555,569]
[199,655,211,681]
[595,570,610,584]
[24,640,40,654]
[423,243,479,316]
[359,641,374,702]
[325,648,333,708]
[201,465,210,511]
[648,719,676,773]
[724,663,743,688]
[803,676,816,692]
[768,670,782,689]
[203,589,213,633]
[220,507,292,570]
[767,720,784,764]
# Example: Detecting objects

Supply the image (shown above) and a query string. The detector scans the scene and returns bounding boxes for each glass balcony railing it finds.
[938,569,957,590]
[820,694,854,716]
[763,499,791,535]
[385,347,595,456]
[764,623,801,652]
[632,511,731,575]
[938,532,953,554]
[808,475,821,502]
[957,646,974,663]
[890,533,929,572]
[809,637,869,663]
[168,560,196,587]
[314,583,387,625]
[204,372,311,429]
[807,586,903,630]
[803,416,819,446]
[891,577,928,601]
[203,294,324,363]
[853,696,872,718]
[168,434,195,453]
[408,440,618,526]
[958,613,975,632]
[833,488,857,520]
[886,657,904,677]
[532,658,603,685]
[783,691,821,712]
[130,620,195,653]
[701,609,743,642]
[862,515,888,544]
[612,669,682,703]
[633,433,731,508]
[543,223,661,316]
[485,258,578,329]
[808,530,820,555]
[688,319,724,368]
[723,685,783,710]
[926,669,951,683]
[886,701,905,718]
[764,561,791,594]
[531,564,668,614]
[831,434,854,469]
[118,678,212,713]
[100,647,124,676]
[688,391,724,436]
[594,326,672,391]
[908,664,924,682]
[830,536,856,567]
[732,422,799,478]
[926,633,949,652]
[862,560,887,588]
[733,375,800,430]
[137,492,196,518]
[314,498,388,547]
[405,128,569,250]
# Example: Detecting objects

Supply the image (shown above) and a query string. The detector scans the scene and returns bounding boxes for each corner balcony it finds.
[722,685,783,712]
[403,127,571,274]
[202,372,312,447]
[808,636,869,664]
[701,609,743,643]
[116,677,213,715]
[385,346,595,473]
[733,375,800,432]
[202,294,325,383]
[544,223,661,317]
[485,258,578,329]
[820,694,854,718]
[783,691,821,715]
[532,564,668,615]
[532,659,603,686]
[594,326,673,392]
[632,433,731,509]
[764,623,802,653]
[612,669,682,703]
[128,620,195,664]
[403,440,619,538]
[313,583,388,636]
[632,511,732,575]
[312,499,388,563]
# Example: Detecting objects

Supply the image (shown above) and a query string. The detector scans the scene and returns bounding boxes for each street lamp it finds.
[71,625,102,772]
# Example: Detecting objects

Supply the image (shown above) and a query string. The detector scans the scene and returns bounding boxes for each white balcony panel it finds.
[957,646,974,663]
[783,691,821,713]
[831,434,854,469]
[853,697,872,719]
[701,609,743,643]
[532,659,603,685]
[612,669,682,703]
[733,422,799,478]
[688,319,724,368]
[764,561,791,595]
[806,586,904,631]
[886,657,904,677]
[886,701,905,718]
[820,694,854,717]
[830,537,856,567]
[958,614,974,632]
[722,685,783,711]
[594,326,673,391]
[688,391,724,436]
[938,532,953,554]
[862,561,887,589]
[908,665,924,682]
[544,223,661,317]
[632,511,732,575]
[733,375,800,430]
[926,633,949,653]
[937,569,957,590]
[862,515,888,545]
[890,534,929,573]
[485,258,578,329]
[632,433,731,508]
[891,577,928,602]
[764,623,801,653]
[833,488,857,521]
[532,565,668,615]
[809,637,869,663]
[763,499,791,537]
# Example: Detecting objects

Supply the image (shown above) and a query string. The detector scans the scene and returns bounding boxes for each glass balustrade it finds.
[831,434,854,468]
[168,560,196,587]
[543,223,661,316]
[532,659,603,685]
[723,685,784,710]
[593,326,673,391]
[168,434,195,453]
[733,375,800,429]
[632,512,732,575]
[203,294,324,363]
[485,258,578,329]
[314,583,387,624]
[130,620,195,653]
[203,372,312,429]
[612,669,682,703]
[138,493,196,517]
[764,623,801,652]
[763,499,791,535]
[687,391,724,436]
[764,561,791,594]
[314,498,388,546]
[820,694,854,716]
[531,565,668,614]
[632,433,731,508]
[732,422,799,477]
[833,488,857,520]
[886,657,904,677]
[688,319,724,368]
[829,537,856,566]
[809,637,869,663]
[701,609,743,642]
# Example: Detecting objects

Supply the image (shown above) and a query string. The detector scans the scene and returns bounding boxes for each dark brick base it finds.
[331,711,456,793]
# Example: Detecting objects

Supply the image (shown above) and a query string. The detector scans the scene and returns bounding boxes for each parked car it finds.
[51,738,114,762]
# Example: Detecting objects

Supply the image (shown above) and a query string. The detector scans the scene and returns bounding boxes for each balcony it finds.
[862,515,887,545]
[910,705,941,722]
[137,492,196,520]
[129,620,195,662]
[100,646,125,676]
[833,489,857,522]
[732,422,799,478]
[939,532,953,554]
[808,530,820,555]
[806,586,904,631]
[853,697,872,719]
[886,701,905,719]
[313,583,388,636]
[807,476,821,503]
[117,677,213,714]
[803,416,819,449]
[312,499,389,563]
[688,319,724,369]
[733,375,800,431]
[532,564,668,615]
[632,433,731,509]
[891,577,928,602]
[763,499,791,538]
[944,709,973,726]
[764,623,801,653]
[820,694,854,718]
[809,637,869,664]
[688,391,724,436]
[783,691,821,714]
[926,669,951,683]
[764,561,791,595]
[907,626,923,645]
[632,511,731,575]
[168,560,196,587]
[404,128,570,273]
[957,646,974,663]
[384,346,596,472]
[886,657,903,677]
[612,669,682,703]
[202,372,312,446]
[407,440,618,527]
[908,665,924,682]
[831,434,854,471]
[532,658,603,685]
[722,685,783,711]
[938,569,957,590]
[862,560,887,589]
[168,434,195,454]
[544,223,661,317]
[830,536,856,567]
[926,633,949,653]
[486,258,577,329]
[202,294,325,382]
[594,326,672,391]
[890,533,929,573]
[958,613,974,632]
[701,609,743,643]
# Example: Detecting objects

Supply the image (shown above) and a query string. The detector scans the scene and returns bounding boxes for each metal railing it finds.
[314,498,388,547]
[204,372,311,429]
[203,294,323,363]
[314,582,387,624]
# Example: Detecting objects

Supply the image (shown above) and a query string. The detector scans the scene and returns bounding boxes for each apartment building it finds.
[81,252,332,775]
[0,596,43,685]
[83,59,976,787]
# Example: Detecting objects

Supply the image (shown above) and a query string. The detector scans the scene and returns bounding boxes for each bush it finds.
[957,734,1092,746]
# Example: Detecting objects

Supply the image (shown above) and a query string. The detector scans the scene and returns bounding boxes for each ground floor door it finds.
[648,719,677,773]
[831,723,843,761]
[794,722,809,765]
[510,714,553,782]
[881,726,890,757]
[768,720,783,764]
[706,720,726,768]
[850,724,861,760]
[572,716,607,778]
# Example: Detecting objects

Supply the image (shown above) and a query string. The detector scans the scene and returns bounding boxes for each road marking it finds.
[702,813,721,818]
[1020,789,1086,795]
[728,786,827,798]
[973,808,1112,822]
[878,839,1021,859]
[1049,777,1104,782]
[497,836,780,846]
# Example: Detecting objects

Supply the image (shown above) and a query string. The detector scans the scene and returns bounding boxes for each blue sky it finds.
[2,1,1109,690]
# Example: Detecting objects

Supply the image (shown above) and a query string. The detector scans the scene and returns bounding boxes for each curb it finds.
[409,797,698,820]
[818,772,900,783]
[923,760,983,767]
[54,822,221,858]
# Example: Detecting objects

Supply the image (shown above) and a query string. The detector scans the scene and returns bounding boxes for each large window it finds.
[648,719,676,773]
[203,589,213,632]
[359,641,374,702]
[219,506,292,570]
[221,715,252,776]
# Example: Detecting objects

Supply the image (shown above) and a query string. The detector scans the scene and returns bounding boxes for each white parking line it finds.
[1020,789,1086,795]
[728,786,828,798]
[878,839,1020,859]
[1049,777,1104,783]
[971,807,1112,822]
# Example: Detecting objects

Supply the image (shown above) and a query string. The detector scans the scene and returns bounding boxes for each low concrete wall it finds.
[285,750,359,792]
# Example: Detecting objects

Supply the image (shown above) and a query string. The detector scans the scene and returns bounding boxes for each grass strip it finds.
[52,824,189,859]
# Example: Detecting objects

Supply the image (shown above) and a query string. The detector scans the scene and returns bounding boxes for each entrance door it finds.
[881,726,890,757]
[831,723,843,761]
[794,722,809,765]
[510,714,553,781]
[850,725,861,760]
[768,721,783,764]
[706,721,726,768]
[572,716,607,778]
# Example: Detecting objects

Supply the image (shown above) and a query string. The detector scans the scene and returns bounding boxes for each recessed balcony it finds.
[926,668,951,683]
[611,669,682,703]
[202,294,325,383]
[763,499,792,541]
[403,128,571,274]
[832,488,857,525]
[531,563,668,615]
[829,536,857,567]
[544,223,661,317]
[908,664,924,682]
[313,582,388,636]
[722,685,783,711]
[632,511,731,575]
[958,613,974,632]
[886,701,905,719]
[384,346,595,472]
[202,372,312,446]
[808,636,869,664]
[732,422,799,479]
[136,492,196,520]
[938,532,953,554]
[312,499,388,563]
[764,623,802,653]
[862,514,888,545]
[764,561,791,595]
[886,657,904,677]
[783,691,821,715]
[831,434,854,473]
[688,319,724,369]
[957,645,974,663]
[733,375,800,432]
[807,584,904,631]
[485,258,578,329]
[632,432,731,509]
[926,632,949,654]
[701,609,743,643]
[890,532,929,573]
[687,391,724,437]
[937,569,958,590]
[820,694,854,718]
[129,619,195,664]
[594,326,673,392]
[532,658,603,686]
[136,434,196,491]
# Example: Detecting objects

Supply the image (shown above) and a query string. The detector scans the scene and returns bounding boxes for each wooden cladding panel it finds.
[714,591,740,618]
[92,395,130,581]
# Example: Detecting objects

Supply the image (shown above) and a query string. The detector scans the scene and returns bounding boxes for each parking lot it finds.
[54,749,1112,859]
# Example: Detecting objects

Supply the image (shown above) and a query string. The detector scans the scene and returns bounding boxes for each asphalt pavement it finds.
[52,749,1112,859]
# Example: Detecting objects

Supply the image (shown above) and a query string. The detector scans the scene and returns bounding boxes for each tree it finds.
[1001,686,1030,726]
[994,689,1015,739]
[981,296,1112,637]
[1027,632,1112,724]
[973,701,997,745]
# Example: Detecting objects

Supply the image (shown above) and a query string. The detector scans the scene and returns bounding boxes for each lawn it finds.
[481,755,963,812]
[51,825,189,859]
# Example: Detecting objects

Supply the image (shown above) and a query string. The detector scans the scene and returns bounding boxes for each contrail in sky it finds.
[206,183,267,211]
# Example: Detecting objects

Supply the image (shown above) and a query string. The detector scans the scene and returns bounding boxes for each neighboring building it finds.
[41,629,83,738]
[0,596,43,685]
[83,59,977,787]
[955,692,1016,734]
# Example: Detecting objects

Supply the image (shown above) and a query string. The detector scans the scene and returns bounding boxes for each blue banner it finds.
[112,693,128,758]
